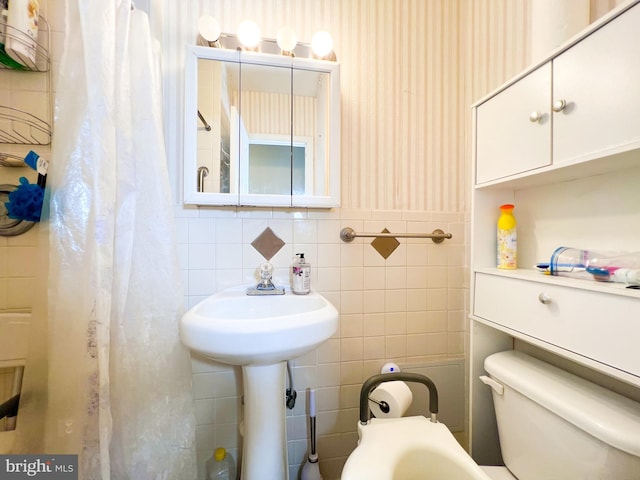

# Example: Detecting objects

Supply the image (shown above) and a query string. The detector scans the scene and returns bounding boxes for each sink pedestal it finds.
[241,362,288,480]
[180,285,339,479]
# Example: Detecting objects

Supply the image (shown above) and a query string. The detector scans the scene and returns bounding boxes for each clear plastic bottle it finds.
[497,204,517,269]
[581,250,640,285]
[548,246,590,278]
[205,447,236,480]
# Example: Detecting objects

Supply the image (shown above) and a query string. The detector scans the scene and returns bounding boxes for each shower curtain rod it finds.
[340,227,452,244]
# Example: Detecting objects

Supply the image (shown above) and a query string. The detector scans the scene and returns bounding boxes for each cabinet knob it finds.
[552,99,567,113]
[538,292,552,305]
[529,111,542,123]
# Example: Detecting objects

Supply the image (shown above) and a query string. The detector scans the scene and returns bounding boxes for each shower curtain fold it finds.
[13,1,197,478]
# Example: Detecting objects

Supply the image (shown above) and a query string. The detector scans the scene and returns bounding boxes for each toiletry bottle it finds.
[205,447,236,480]
[611,268,640,285]
[5,0,39,69]
[292,253,311,295]
[0,0,27,70]
[497,204,517,269]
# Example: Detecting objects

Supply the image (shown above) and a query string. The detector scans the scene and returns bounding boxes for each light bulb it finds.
[238,20,261,49]
[197,16,221,43]
[276,26,297,53]
[311,30,334,58]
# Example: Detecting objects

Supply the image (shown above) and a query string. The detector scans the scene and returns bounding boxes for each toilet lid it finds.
[485,351,640,457]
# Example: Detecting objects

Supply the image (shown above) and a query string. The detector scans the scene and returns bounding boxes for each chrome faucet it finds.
[247,262,285,296]
[257,262,276,290]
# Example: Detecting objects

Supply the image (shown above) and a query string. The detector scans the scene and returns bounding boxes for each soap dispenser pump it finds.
[292,253,311,295]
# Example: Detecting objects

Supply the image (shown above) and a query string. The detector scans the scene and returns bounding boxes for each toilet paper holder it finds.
[368,361,403,413]
[368,396,391,414]
[360,372,439,425]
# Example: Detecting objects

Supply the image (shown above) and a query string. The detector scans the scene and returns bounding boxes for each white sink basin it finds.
[181,284,338,479]
[180,285,338,365]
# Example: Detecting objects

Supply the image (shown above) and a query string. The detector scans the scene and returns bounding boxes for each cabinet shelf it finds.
[473,267,640,299]
[473,270,640,387]
[470,314,640,388]
[475,147,640,191]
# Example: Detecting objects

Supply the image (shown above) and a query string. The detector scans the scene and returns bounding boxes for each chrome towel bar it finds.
[340,227,452,244]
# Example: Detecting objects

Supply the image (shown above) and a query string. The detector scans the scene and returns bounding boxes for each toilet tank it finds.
[483,350,640,480]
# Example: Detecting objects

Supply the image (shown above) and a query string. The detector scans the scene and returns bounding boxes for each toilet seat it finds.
[480,466,517,480]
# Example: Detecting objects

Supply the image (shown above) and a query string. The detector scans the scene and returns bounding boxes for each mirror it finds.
[183,46,340,207]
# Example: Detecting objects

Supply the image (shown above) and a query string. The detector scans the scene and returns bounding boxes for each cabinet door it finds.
[553,3,640,164]
[475,63,552,184]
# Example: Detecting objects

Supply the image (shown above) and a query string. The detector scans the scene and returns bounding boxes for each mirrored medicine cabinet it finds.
[183,46,341,207]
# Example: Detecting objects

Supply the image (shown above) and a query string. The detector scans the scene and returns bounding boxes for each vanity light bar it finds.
[197,16,336,61]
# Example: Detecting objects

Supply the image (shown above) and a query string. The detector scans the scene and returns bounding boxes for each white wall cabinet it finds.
[475,63,551,184]
[470,1,640,466]
[476,2,640,186]
[553,3,640,165]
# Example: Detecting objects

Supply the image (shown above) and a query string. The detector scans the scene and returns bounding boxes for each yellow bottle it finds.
[497,204,517,269]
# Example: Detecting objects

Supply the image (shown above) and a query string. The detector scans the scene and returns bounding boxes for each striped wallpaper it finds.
[155,0,623,213]
[199,0,481,212]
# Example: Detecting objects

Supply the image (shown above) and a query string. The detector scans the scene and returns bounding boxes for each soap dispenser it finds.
[292,253,311,295]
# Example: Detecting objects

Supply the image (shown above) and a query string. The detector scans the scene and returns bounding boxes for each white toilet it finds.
[342,350,640,480]
[479,350,640,480]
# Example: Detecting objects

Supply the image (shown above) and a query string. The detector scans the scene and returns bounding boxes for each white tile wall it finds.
[0,222,40,312]
[0,0,57,313]
[176,205,467,479]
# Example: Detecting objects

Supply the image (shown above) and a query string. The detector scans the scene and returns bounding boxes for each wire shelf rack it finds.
[1,15,51,146]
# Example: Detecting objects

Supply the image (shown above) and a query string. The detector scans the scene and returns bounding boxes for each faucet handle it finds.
[247,262,285,295]
[259,262,274,281]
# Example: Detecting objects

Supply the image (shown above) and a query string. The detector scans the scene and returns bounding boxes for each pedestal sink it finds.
[180,285,339,480]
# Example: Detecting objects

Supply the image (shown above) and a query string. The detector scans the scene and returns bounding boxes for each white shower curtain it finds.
[14,1,197,478]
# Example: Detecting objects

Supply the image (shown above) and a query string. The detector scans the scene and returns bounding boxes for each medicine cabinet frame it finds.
[183,45,340,208]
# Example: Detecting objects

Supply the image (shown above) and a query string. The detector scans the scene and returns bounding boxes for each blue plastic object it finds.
[4,177,44,222]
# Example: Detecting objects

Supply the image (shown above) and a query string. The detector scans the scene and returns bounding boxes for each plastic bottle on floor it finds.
[205,447,236,480]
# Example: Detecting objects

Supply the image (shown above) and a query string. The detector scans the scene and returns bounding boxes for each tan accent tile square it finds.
[370,228,400,259]
[251,227,285,260]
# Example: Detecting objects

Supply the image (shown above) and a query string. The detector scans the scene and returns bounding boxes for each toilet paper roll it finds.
[368,381,413,418]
